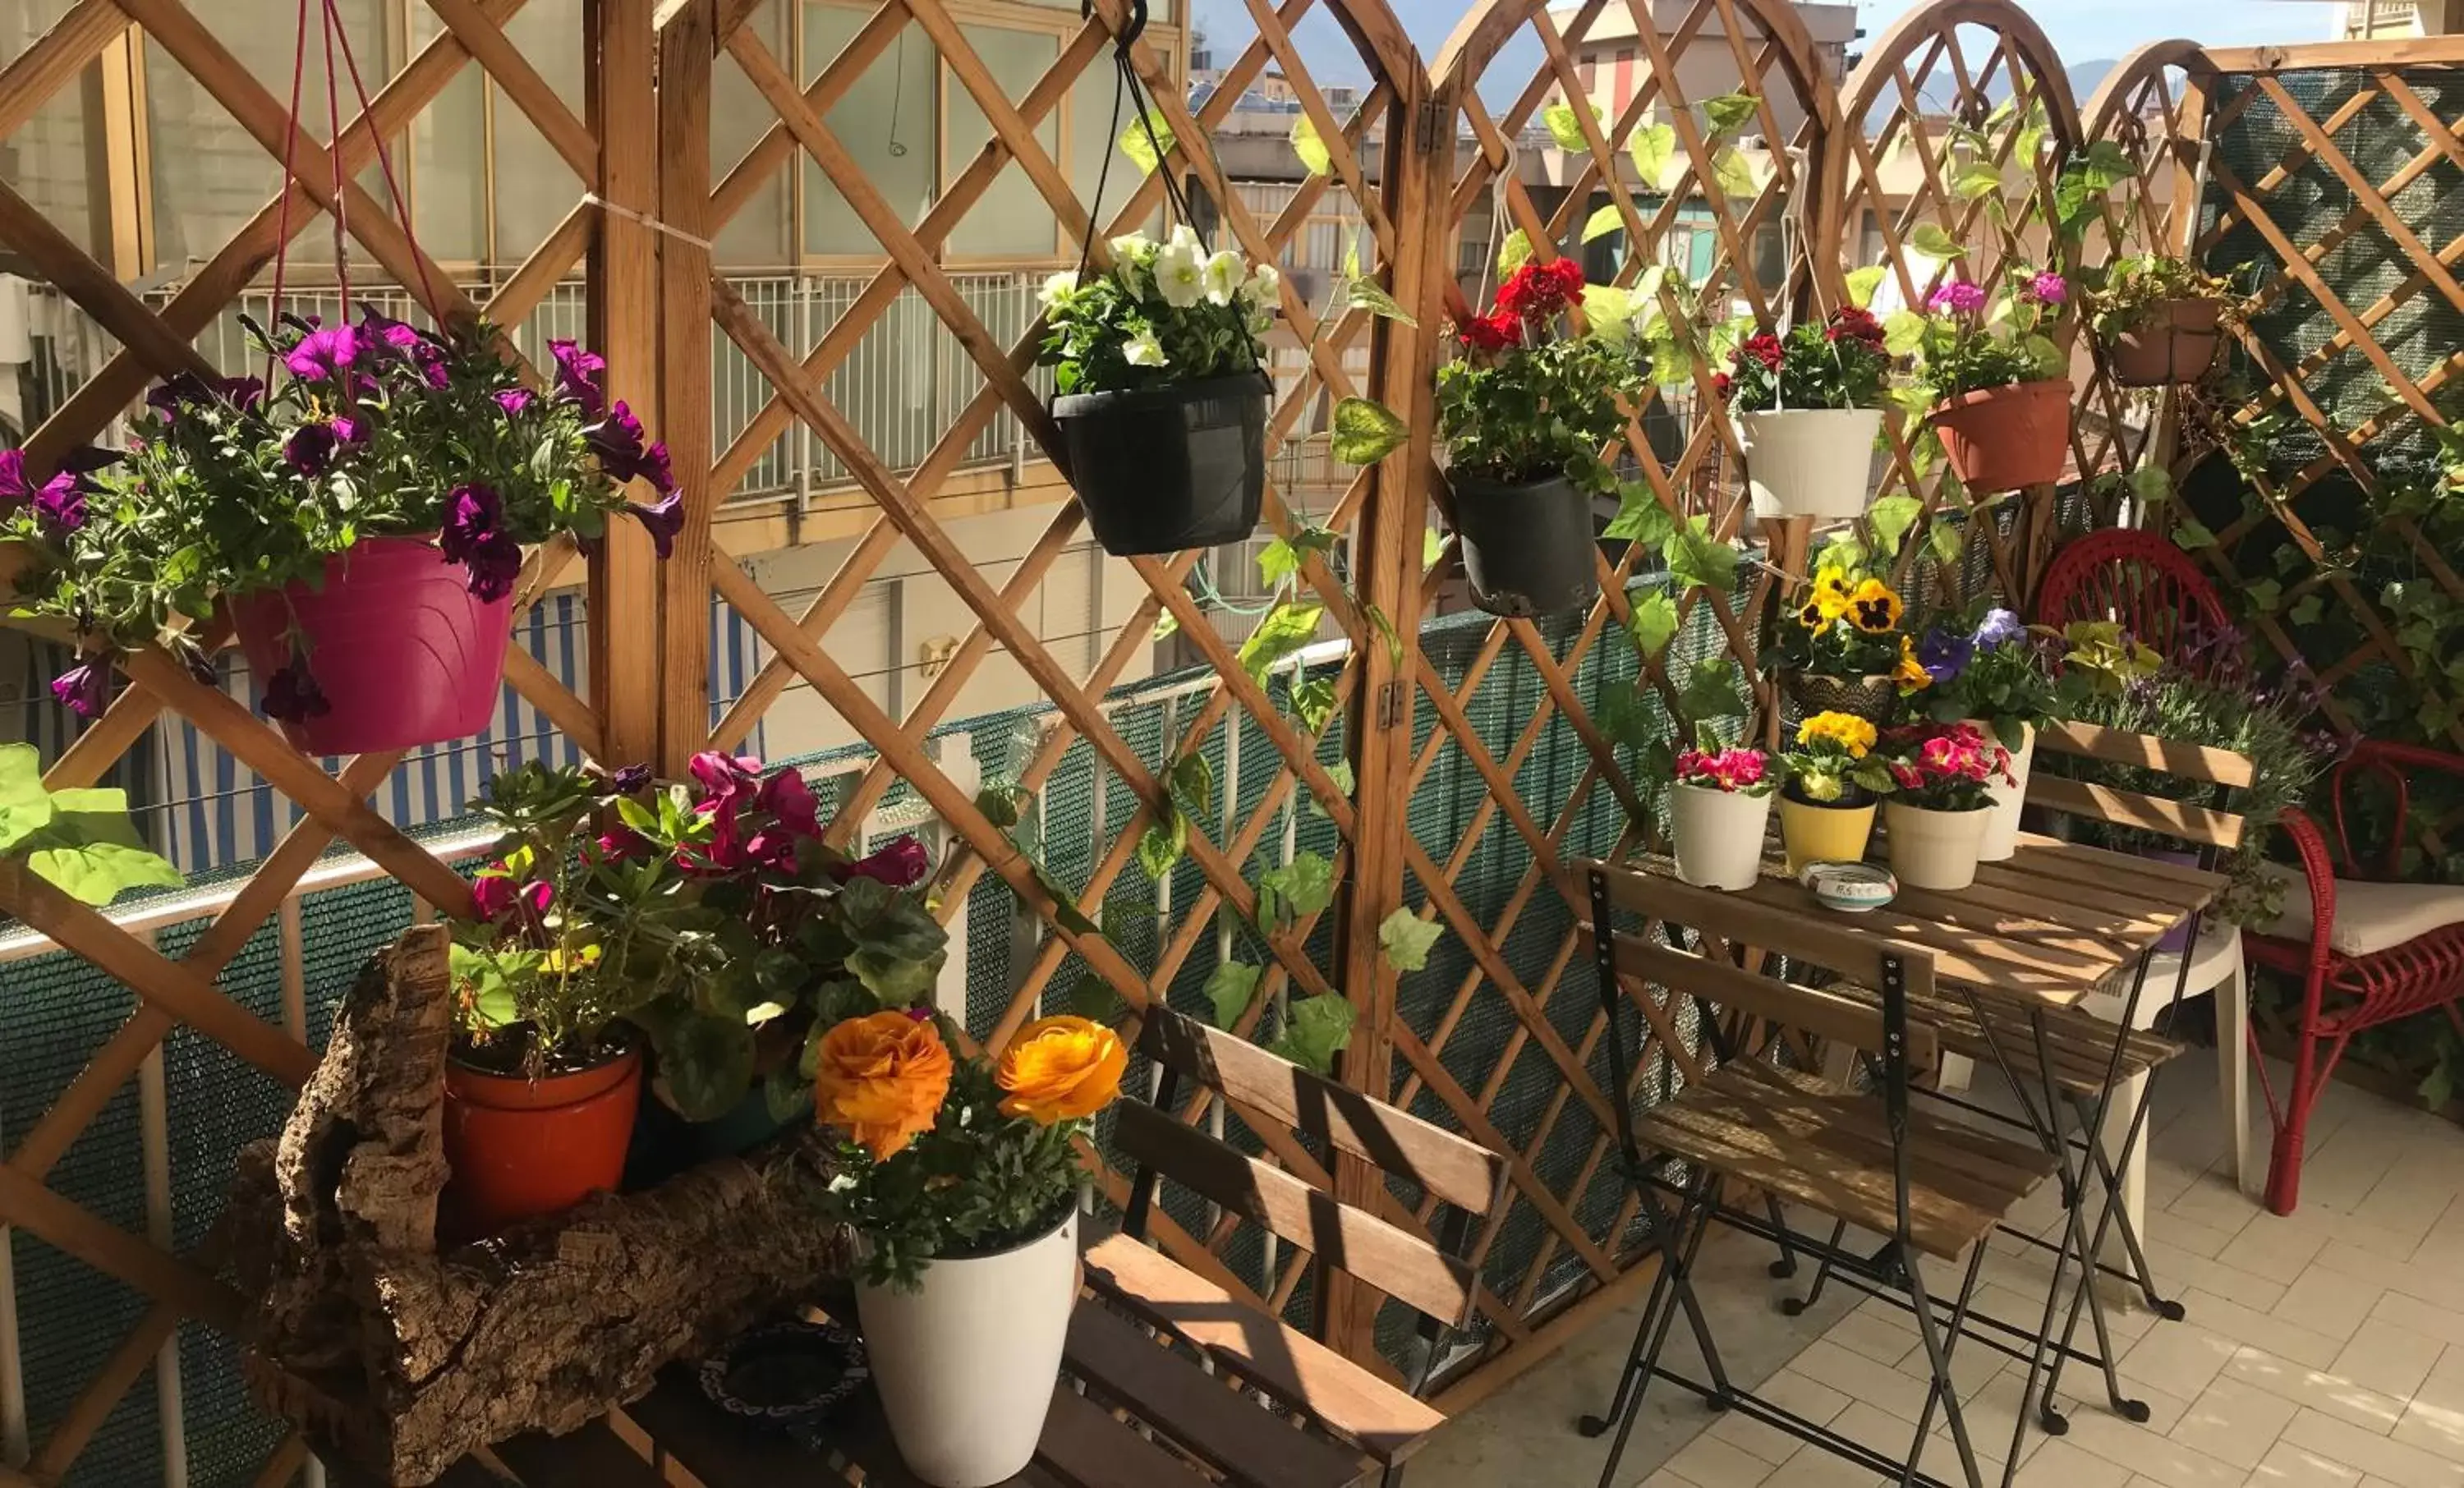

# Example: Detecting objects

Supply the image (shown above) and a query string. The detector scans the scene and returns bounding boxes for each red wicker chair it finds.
[2039,529,2464,1215]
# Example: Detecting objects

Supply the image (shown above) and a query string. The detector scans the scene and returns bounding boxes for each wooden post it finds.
[586,0,660,770]
[655,0,716,774]
[1325,65,1451,1363]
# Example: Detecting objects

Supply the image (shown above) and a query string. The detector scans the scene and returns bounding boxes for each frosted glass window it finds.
[407,10,485,264]
[945,25,1060,260]
[802,2,937,259]
[490,0,586,264]
[712,2,792,265]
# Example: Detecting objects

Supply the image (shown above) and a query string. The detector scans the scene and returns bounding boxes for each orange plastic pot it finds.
[2106,300,2222,388]
[442,1044,641,1243]
[1929,379,2073,493]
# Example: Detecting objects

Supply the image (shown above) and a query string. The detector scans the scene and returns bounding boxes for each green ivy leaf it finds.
[25,839,184,907]
[1067,974,1121,1023]
[1628,589,1680,658]
[1662,515,1739,592]
[1331,397,1409,465]
[1152,609,1179,641]
[2247,577,2284,613]
[1676,657,1749,723]
[2129,466,2174,504]
[1927,519,1963,568]
[0,743,54,853]
[2173,518,2218,551]
[1205,960,1264,1031]
[1702,92,1758,138]
[1138,810,1188,881]
[1951,161,2003,201]
[1290,677,1339,736]
[1498,228,1533,276]
[2288,594,2324,627]
[1238,601,1325,687]
[1268,993,1355,1075]
[1844,265,1887,310]
[1581,204,1627,244]
[1289,113,1331,176]
[1308,760,1355,818]
[1378,909,1444,972]
[1629,122,1682,191]
[1866,494,1925,559]
[1909,223,1965,259]
[1605,481,1677,543]
[1170,752,1214,821]
[1597,679,1657,748]
[1119,108,1176,175]
[1882,310,1928,356]
[1345,277,1418,326]
[1423,527,1446,570]
[975,783,1024,830]
[1257,850,1336,925]
[1543,102,1596,152]
[1708,146,1758,200]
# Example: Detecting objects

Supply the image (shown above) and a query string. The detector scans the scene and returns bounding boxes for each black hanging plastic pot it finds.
[1051,372,1270,557]
[1449,473,1600,618]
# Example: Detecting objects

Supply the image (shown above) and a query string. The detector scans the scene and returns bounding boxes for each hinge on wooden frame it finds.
[1414,97,1449,157]
[1376,679,1407,729]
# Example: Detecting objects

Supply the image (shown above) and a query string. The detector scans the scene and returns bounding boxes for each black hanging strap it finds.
[1073,0,1205,281]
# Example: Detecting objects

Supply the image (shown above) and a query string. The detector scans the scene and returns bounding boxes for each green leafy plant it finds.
[1037,227,1275,396]
[4,316,670,722]
[1437,258,1648,494]
[0,743,183,905]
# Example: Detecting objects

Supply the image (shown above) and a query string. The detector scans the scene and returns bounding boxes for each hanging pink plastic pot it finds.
[228,535,514,755]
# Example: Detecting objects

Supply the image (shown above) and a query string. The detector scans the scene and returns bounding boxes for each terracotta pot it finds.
[443,1042,641,1242]
[2107,300,2222,388]
[228,535,514,755]
[1929,379,2074,493]
[1779,794,1877,878]
[1786,672,1898,725]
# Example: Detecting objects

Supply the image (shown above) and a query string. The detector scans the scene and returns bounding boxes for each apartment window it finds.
[803,2,939,259]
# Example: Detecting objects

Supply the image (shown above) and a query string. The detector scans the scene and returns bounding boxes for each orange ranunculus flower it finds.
[813,1010,953,1161]
[995,1015,1129,1125]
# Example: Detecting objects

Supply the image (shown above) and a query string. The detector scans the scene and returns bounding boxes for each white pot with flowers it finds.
[810,1005,1129,1487]
[1038,227,1280,557]
[1723,301,1896,521]
[1665,730,1777,891]
[1880,721,2016,892]
[1903,606,2060,861]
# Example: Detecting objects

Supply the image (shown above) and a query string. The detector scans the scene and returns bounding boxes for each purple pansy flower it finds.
[840,834,929,889]
[550,338,607,415]
[625,489,684,560]
[1971,608,2025,650]
[262,661,333,724]
[1918,629,1974,685]
[493,387,535,418]
[2025,271,2068,305]
[49,659,108,720]
[609,763,653,795]
[1928,280,1988,315]
[283,324,362,382]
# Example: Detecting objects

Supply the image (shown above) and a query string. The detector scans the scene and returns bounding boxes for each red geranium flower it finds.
[1493,257,1588,321]
[1825,306,1886,349]
[1741,333,1785,370]
[1456,312,1521,355]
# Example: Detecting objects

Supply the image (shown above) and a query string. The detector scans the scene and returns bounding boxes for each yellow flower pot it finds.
[1779,796,1878,878]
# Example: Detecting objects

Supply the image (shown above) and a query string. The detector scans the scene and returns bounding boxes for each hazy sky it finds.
[1851,0,2341,60]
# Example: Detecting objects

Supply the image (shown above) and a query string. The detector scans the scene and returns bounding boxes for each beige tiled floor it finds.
[1415,1046,2464,1488]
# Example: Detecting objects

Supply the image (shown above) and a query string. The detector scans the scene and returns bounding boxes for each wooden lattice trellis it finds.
[5,3,2460,1481]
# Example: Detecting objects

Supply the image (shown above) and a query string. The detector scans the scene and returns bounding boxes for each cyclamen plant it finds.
[4,313,678,723]
[449,755,944,1120]
[1896,268,2071,400]
[1437,257,1648,491]
[1882,721,2014,811]
[1718,306,1896,412]
[1036,225,1277,395]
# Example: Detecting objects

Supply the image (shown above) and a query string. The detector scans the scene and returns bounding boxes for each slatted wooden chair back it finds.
[1578,860,1942,1074]
[2025,721,2258,860]
[1116,1008,1508,1332]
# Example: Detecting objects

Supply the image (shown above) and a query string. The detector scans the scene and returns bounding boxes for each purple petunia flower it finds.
[626,489,685,560]
[49,659,108,719]
[2025,271,2068,306]
[586,400,673,491]
[261,661,333,724]
[30,478,85,534]
[1928,280,1988,315]
[0,449,101,535]
[358,307,425,356]
[283,324,362,382]
[461,535,522,602]
[437,482,524,601]
[551,338,607,416]
[840,834,930,889]
[282,418,359,478]
[1919,629,1975,685]
[1971,608,2025,650]
[493,388,535,418]
[412,342,452,390]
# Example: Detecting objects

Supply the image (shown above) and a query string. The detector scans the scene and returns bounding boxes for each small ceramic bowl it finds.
[698,1317,869,1436]
[1800,861,1896,913]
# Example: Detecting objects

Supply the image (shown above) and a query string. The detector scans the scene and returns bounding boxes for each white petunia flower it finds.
[1109,234,1157,296]
[1152,236,1206,309]
[1110,232,1158,263]
[1201,250,1247,306]
[1243,261,1282,309]
[1037,269,1079,310]
[1167,223,1202,255]
[1123,328,1170,367]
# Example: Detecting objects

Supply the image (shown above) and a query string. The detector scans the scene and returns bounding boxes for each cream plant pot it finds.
[1970,720,2034,861]
[857,1207,1079,1487]
[1884,801,1991,892]
[1669,781,1773,892]
[1740,407,1885,521]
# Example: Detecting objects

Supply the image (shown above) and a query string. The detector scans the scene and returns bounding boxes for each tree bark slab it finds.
[223,925,853,1486]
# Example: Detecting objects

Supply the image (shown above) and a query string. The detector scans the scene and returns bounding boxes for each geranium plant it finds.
[1765,562,1909,679]
[1037,226,1276,394]
[4,314,678,722]
[1437,257,1648,491]
[810,1008,1125,1289]
[1719,306,1895,411]
[2083,255,2249,344]
[1881,721,2014,810]
[448,755,944,1118]
[1780,711,1896,804]
[1895,269,2071,400]
[1910,606,2062,746]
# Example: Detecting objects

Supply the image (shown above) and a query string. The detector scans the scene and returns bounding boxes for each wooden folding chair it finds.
[1105,1007,1511,1487]
[1575,861,2059,1488]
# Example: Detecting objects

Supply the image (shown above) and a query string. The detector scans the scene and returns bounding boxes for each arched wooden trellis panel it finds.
[0,3,650,1484]
[1825,0,2085,607]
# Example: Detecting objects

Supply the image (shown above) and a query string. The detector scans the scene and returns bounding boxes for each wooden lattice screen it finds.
[3,2,2451,1481]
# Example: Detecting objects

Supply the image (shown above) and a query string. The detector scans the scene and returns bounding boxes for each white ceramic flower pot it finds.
[1740,407,1884,521]
[1885,801,1991,892]
[1968,719,2034,862]
[857,1208,1079,1487]
[1670,782,1773,891]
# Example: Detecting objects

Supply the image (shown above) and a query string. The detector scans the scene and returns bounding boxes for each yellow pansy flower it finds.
[1848,578,1905,634]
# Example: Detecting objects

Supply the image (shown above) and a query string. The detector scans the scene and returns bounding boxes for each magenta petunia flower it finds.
[283,324,361,381]
[262,660,333,723]
[841,834,930,889]
[550,338,607,415]
[49,659,108,719]
[493,388,535,417]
